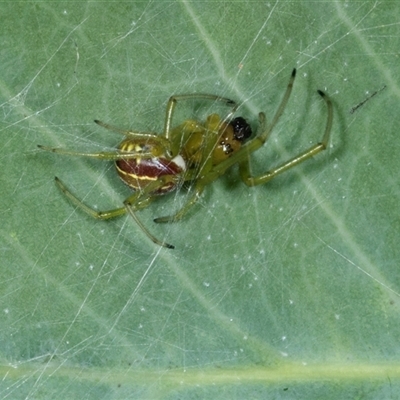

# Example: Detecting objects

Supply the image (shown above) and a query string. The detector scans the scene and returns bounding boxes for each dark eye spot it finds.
[230,117,252,142]
[220,140,233,155]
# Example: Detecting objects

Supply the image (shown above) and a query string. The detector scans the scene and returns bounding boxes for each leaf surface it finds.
[1,1,399,398]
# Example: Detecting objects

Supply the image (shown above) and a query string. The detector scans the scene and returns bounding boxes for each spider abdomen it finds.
[115,156,185,195]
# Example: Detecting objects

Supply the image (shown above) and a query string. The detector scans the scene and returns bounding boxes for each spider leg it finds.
[123,175,179,248]
[38,145,155,160]
[124,201,174,249]
[54,176,174,249]
[38,119,173,160]
[94,119,155,137]
[239,89,333,186]
[55,177,128,219]
[94,119,171,151]
[154,185,204,224]
[163,94,239,139]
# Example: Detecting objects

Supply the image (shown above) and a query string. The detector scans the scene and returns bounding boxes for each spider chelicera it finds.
[38,68,333,249]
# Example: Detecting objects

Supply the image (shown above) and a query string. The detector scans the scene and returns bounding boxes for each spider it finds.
[38,68,333,249]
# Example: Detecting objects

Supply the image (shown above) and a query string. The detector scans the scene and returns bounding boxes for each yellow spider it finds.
[38,69,333,249]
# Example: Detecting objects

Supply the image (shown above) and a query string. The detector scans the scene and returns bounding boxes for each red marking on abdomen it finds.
[116,157,183,194]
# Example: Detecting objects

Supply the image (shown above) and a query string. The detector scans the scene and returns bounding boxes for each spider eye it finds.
[231,117,252,142]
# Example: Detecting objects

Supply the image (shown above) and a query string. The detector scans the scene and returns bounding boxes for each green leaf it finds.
[1,1,399,398]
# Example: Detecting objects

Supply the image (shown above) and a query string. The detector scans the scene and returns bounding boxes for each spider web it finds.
[1,1,400,398]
